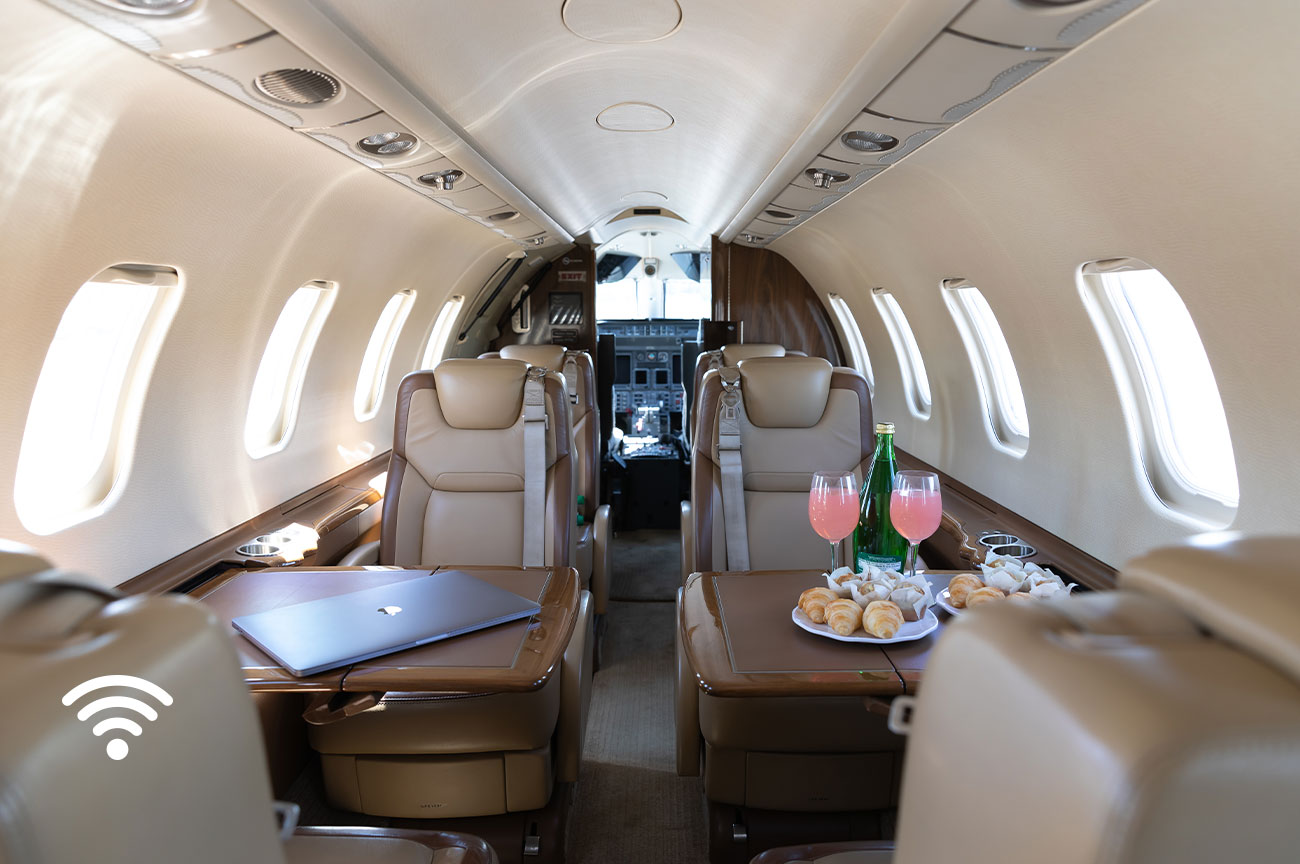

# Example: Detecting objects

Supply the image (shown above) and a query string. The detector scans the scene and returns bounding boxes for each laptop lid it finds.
[230,570,541,677]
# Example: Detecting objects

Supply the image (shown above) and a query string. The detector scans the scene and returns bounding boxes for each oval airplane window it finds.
[354,289,416,422]
[828,292,874,391]
[941,280,1029,456]
[871,289,931,419]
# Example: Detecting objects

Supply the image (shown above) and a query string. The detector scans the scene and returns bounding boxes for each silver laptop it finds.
[231,569,541,677]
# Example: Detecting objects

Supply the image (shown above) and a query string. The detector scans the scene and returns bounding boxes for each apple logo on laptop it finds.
[377,605,403,616]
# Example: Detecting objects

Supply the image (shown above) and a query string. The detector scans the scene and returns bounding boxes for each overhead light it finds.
[764,208,796,219]
[418,169,464,190]
[841,130,899,153]
[92,0,197,14]
[740,233,764,244]
[254,68,340,105]
[488,211,519,222]
[358,131,417,156]
[806,168,849,189]
[529,236,546,246]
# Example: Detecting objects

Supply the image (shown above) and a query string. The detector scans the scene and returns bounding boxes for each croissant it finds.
[799,587,839,624]
[863,600,904,639]
[825,599,863,636]
[965,586,1005,608]
[947,574,984,609]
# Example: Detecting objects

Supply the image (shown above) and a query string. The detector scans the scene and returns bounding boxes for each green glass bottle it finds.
[854,422,908,571]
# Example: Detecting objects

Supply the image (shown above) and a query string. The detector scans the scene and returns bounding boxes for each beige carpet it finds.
[569,600,708,863]
[610,530,683,601]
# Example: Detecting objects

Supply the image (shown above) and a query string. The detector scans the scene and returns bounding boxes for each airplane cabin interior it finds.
[2,0,1300,863]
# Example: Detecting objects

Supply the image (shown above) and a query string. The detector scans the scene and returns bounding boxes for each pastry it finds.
[946,574,984,608]
[799,587,839,624]
[1007,591,1034,602]
[965,586,1005,608]
[889,583,929,622]
[980,564,1027,594]
[825,599,863,636]
[850,579,892,607]
[863,600,904,639]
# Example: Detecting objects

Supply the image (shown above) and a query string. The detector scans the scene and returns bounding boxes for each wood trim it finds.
[897,448,1118,591]
[121,452,388,595]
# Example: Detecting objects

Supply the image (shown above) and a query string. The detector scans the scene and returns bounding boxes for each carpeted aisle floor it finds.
[609,529,682,601]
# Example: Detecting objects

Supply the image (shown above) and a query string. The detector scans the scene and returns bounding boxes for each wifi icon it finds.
[61,675,174,761]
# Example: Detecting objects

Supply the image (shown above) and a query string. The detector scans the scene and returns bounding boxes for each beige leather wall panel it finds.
[776,0,1300,566]
[0,2,515,583]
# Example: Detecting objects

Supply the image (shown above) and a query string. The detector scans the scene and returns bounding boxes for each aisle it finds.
[569,532,707,862]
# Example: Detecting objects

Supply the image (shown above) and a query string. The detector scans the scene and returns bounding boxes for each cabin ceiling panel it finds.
[305,0,908,240]
[774,0,1300,567]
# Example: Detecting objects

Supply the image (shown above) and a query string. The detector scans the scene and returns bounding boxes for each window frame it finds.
[871,288,932,419]
[420,294,465,369]
[827,293,873,390]
[14,264,183,535]
[354,289,417,422]
[1077,258,1238,526]
[244,280,337,459]
[941,279,1029,456]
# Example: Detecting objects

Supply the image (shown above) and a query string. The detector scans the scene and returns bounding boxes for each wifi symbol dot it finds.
[61,675,174,761]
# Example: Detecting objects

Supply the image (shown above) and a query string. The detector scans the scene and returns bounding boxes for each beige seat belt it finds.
[716,367,750,571]
[523,367,548,567]
[562,352,579,405]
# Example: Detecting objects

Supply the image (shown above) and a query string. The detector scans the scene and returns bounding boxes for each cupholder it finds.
[989,543,1036,559]
[979,533,1021,547]
[238,542,282,558]
[254,534,294,546]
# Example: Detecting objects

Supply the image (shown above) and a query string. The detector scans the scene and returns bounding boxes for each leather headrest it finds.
[500,344,567,370]
[738,356,833,428]
[433,358,527,429]
[1122,534,1300,687]
[721,343,785,365]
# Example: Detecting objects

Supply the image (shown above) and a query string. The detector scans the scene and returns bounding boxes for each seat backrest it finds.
[487,345,599,520]
[0,555,287,864]
[380,358,573,568]
[894,534,1300,864]
[691,356,873,572]
[690,343,786,438]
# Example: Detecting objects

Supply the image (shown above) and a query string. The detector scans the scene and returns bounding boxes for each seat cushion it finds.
[309,672,561,754]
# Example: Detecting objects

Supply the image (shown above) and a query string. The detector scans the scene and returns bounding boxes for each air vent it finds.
[841,130,899,153]
[92,0,197,15]
[418,169,464,190]
[806,168,849,189]
[488,211,519,222]
[254,68,341,105]
[632,208,662,215]
[764,209,796,219]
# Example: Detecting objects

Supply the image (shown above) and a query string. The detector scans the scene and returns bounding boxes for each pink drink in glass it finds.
[809,488,860,541]
[890,488,942,543]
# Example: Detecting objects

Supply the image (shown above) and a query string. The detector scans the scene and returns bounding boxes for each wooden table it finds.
[193,565,579,693]
[679,569,965,697]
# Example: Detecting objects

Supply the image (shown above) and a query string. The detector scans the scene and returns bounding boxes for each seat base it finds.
[708,801,894,864]
[288,827,499,864]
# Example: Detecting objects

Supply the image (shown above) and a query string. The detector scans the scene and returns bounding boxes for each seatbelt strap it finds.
[562,352,579,405]
[716,367,750,571]
[522,367,548,567]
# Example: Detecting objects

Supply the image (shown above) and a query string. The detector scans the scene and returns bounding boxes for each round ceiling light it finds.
[596,102,674,132]
[562,0,682,43]
[254,68,340,105]
[841,130,899,153]
[358,131,417,156]
[417,169,464,190]
[92,0,197,14]
[488,211,520,222]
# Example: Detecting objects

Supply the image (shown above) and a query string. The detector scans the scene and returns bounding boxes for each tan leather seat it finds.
[0,543,495,864]
[310,359,593,822]
[753,534,1300,864]
[484,344,612,616]
[675,356,898,832]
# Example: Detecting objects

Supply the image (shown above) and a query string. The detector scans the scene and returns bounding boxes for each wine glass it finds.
[809,471,859,572]
[890,471,942,580]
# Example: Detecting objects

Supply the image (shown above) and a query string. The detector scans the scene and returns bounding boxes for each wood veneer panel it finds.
[711,237,845,363]
[492,244,596,355]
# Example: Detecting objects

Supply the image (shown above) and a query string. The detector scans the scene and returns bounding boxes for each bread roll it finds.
[965,586,1005,608]
[825,599,863,636]
[863,600,904,639]
[947,574,984,608]
[799,587,839,624]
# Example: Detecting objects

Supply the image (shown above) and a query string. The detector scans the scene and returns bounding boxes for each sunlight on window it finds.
[597,277,711,320]
[354,290,416,421]
[421,294,465,368]
[245,281,336,459]
[872,290,931,418]
[1079,260,1238,524]
[14,265,182,535]
[827,293,873,389]
[942,281,1028,454]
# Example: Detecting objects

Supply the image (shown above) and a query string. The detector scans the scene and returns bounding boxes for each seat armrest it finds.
[750,841,894,864]
[680,501,694,585]
[592,505,611,615]
[555,590,594,783]
[675,586,701,776]
[338,540,380,567]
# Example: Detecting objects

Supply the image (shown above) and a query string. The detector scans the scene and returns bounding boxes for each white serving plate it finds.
[936,587,961,616]
[791,606,939,644]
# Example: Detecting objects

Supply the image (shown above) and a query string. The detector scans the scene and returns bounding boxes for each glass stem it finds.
[830,541,840,572]
[904,541,918,579]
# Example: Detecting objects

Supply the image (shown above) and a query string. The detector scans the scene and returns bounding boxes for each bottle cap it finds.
[875,422,895,434]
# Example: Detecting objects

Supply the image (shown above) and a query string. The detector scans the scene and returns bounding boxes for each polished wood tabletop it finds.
[679,569,964,697]
[194,564,579,693]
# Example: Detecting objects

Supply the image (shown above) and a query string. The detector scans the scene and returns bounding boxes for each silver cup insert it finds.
[253,534,294,546]
[989,543,1036,560]
[237,542,282,558]
[979,533,1021,548]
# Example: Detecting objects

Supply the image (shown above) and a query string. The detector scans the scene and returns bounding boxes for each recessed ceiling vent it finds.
[597,102,675,132]
[632,208,662,216]
[841,130,899,152]
[254,68,341,105]
[488,211,519,222]
[764,209,796,220]
[92,0,197,15]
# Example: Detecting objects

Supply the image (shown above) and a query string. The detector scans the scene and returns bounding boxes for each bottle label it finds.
[856,551,904,572]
